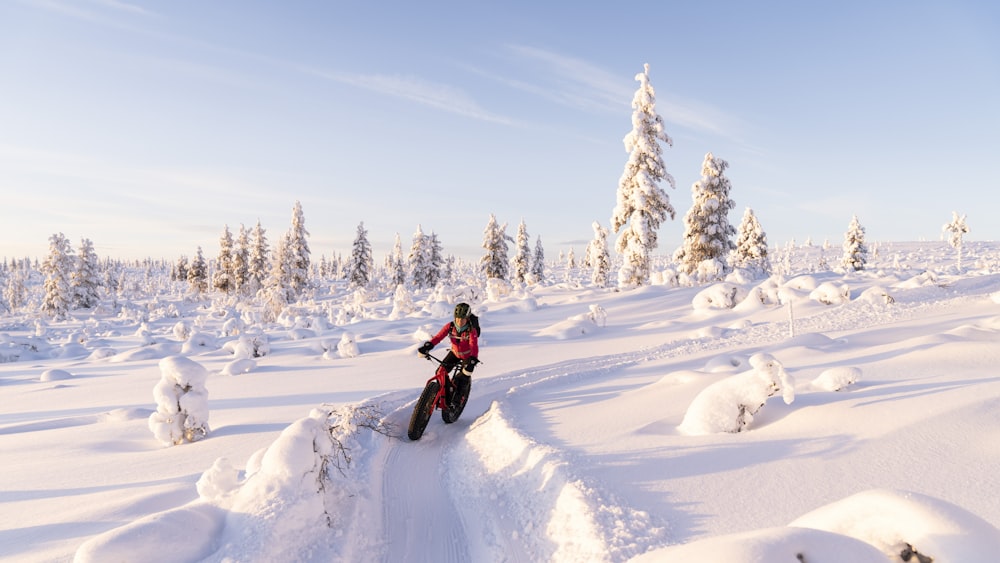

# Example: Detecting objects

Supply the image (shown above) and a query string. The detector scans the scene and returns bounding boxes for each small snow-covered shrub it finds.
[587,304,607,327]
[172,320,193,341]
[812,367,862,391]
[858,285,894,305]
[679,353,795,435]
[388,284,416,320]
[224,332,269,359]
[181,332,218,354]
[220,358,256,376]
[810,282,850,305]
[336,332,359,358]
[148,356,210,446]
[693,283,747,310]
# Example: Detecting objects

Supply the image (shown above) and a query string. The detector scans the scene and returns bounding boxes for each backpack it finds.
[469,313,481,337]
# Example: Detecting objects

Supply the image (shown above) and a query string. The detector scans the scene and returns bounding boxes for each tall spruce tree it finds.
[72,237,101,309]
[480,214,510,281]
[287,201,310,297]
[841,215,868,271]
[408,225,433,289]
[213,225,235,294]
[232,224,250,295]
[389,233,407,287]
[730,207,771,278]
[674,152,737,276]
[42,233,74,319]
[587,221,612,288]
[248,219,269,294]
[611,64,675,288]
[348,222,374,288]
[531,236,546,283]
[187,246,209,295]
[512,219,531,284]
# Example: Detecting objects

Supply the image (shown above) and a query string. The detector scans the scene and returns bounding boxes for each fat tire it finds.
[442,377,471,424]
[407,380,440,441]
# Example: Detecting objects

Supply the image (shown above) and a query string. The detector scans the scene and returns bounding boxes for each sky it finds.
[4,241,1000,561]
[2,0,999,263]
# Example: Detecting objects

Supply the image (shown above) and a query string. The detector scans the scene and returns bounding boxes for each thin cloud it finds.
[502,45,748,141]
[300,66,514,125]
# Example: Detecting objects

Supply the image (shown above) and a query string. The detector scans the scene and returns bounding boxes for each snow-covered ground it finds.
[4,241,1000,562]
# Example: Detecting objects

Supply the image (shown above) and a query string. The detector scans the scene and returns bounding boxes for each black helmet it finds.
[454,302,471,319]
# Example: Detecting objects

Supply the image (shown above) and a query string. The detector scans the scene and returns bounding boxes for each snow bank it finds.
[446,401,666,562]
[790,488,1000,562]
[811,366,862,391]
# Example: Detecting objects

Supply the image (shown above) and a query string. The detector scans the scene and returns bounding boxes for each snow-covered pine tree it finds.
[408,225,433,289]
[266,232,296,305]
[729,207,771,278]
[512,219,531,284]
[674,152,737,277]
[41,233,75,319]
[232,224,250,295]
[213,225,235,294]
[187,246,209,295]
[611,63,676,288]
[587,221,612,288]
[942,211,969,270]
[390,233,406,287]
[530,236,546,283]
[287,201,311,298]
[248,219,269,294]
[348,222,374,288]
[480,214,510,280]
[173,255,189,283]
[427,232,443,287]
[4,269,27,313]
[841,215,868,272]
[72,237,102,309]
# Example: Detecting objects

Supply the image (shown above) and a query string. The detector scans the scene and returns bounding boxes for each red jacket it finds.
[429,321,478,360]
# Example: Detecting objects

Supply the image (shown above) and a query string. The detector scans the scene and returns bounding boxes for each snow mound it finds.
[809,281,850,305]
[40,368,73,381]
[678,353,795,435]
[790,488,1000,562]
[631,525,888,562]
[812,366,862,391]
[220,358,256,376]
[692,282,746,310]
[537,306,607,340]
[447,401,666,562]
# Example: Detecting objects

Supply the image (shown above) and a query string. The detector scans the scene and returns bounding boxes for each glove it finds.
[462,357,478,375]
[417,342,432,356]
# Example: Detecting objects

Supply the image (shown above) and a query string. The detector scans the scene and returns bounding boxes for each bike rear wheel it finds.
[407,380,440,441]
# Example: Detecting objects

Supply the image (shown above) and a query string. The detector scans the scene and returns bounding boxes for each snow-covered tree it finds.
[347,222,374,288]
[389,233,406,287]
[286,201,311,298]
[512,219,531,284]
[4,269,28,313]
[531,236,546,283]
[173,255,189,283]
[480,214,510,280]
[587,221,612,288]
[730,207,771,278]
[674,152,736,277]
[213,225,235,294]
[72,237,101,309]
[841,215,868,272]
[408,225,434,289]
[248,219,269,294]
[611,63,676,288]
[41,233,75,319]
[148,356,210,446]
[942,212,969,270]
[232,224,250,295]
[265,232,295,306]
[188,246,209,295]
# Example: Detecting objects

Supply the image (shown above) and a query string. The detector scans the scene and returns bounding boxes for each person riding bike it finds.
[417,302,479,412]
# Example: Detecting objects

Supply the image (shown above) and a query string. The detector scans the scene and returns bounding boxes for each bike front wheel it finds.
[407,379,440,441]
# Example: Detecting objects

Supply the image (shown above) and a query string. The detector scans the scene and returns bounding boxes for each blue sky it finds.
[2,0,998,263]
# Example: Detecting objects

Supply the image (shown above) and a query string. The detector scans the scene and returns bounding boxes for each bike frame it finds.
[422,353,460,413]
